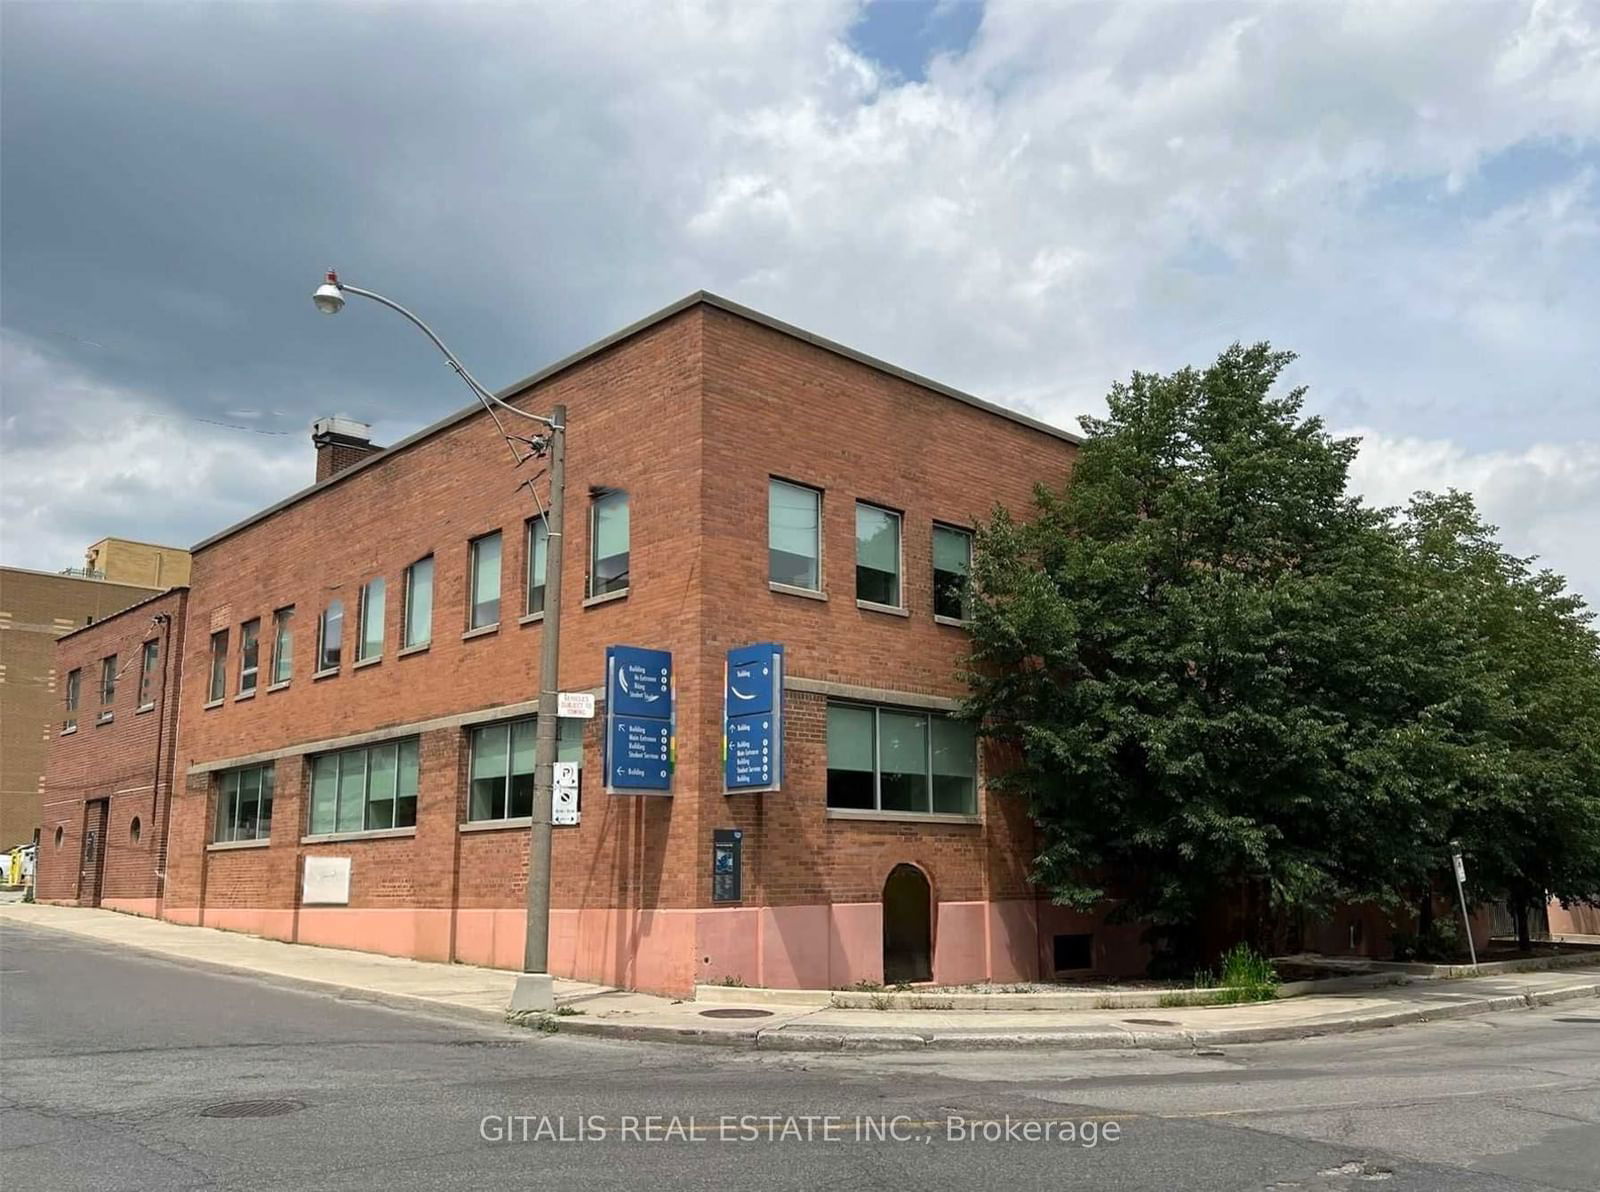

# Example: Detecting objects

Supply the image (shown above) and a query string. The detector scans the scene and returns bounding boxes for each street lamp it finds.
[311,269,566,1012]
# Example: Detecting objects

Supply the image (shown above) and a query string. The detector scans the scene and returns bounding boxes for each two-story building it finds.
[42,293,1150,995]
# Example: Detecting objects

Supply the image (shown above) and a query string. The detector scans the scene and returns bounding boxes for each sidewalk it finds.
[4,902,1596,1052]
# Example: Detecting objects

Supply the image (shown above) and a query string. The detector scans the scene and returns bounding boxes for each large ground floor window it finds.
[468,716,584,822]
[308,739,419,835]
[826,702,977,815]
[215,764,275,843]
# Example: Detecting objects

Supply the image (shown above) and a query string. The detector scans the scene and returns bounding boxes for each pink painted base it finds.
[100,897,160,918]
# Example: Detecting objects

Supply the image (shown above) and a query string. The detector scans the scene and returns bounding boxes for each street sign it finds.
[712,829,743,902]
[552,761,580,826]
[1452,852,1467,884]
[723,643,783,793]
[605,645,673,794]
[557,691,595,719]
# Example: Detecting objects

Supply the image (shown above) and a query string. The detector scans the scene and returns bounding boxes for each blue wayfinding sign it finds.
[605,645,673,793]
[723,642,783,793]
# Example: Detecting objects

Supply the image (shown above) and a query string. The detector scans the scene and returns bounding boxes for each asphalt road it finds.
[2,922,1597,1191]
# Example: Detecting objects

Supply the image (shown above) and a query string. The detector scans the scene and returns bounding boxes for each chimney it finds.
[312,416,380,482]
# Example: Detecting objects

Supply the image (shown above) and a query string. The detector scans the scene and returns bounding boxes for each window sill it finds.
[136,703,155,715]
[826,807,980,826]
[770,582,826,602]
[462,623,500,641]
[96,712,115,725]
[458,816,533,834]
[856,599,910,618]
[300,826,417,845]
[397,642,430,658]
[203,698,225,710]
[60,724,77,736]
[313,667,340,682]
[352,656,382,670]
[234,689,257,702]
[266,680,291,693]
[933,615,972,629]
[582,589,629,609]
[207,838,271,852]
[518,611,545,626]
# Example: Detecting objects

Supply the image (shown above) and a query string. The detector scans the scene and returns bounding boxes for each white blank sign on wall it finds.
[302,856,351,906]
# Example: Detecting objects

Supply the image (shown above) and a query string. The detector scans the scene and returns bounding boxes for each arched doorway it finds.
[882,864,932,984]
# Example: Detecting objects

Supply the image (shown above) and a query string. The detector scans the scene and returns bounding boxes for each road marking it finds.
[1155,1077,1590,1119]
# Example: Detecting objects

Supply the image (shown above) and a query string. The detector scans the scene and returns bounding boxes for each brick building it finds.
[34,586,186,913]
[39,293,1149,994]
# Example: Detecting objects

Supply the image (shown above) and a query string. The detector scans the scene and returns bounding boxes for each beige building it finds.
[0,539,190,848]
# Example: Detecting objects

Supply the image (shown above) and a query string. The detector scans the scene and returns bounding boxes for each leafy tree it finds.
[961,344,1593,965]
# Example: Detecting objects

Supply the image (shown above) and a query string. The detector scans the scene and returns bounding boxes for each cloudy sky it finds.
[2,1,1597,599]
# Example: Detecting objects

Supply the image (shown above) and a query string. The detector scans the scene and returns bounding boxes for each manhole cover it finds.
[699,1008,774,1019]
[199,1099,306,1119]
[1123,1018,1178,1027]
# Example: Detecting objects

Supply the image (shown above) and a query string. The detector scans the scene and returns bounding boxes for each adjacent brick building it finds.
[34,586,187,914]
[39,293,1153,994]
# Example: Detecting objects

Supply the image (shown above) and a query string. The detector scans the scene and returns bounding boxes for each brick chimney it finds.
[312,416,380,482]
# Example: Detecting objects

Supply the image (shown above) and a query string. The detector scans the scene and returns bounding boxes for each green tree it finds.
[963,344,1467,966]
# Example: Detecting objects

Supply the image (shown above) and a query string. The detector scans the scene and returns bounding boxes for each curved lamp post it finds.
[312,270,565,1012]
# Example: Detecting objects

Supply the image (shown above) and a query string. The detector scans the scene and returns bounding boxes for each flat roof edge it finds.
[54,585,189,642]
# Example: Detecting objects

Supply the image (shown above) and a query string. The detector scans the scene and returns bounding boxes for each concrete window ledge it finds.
[203,699,224,711]
[136,704,155,715]
[518,611,545,626]
[397,643,430,658]
[207,838,271,852]
[300,827,418,845]
[826,807,981,827]
[458,817,533,834]
[313,668,340,682]
[96,712,115,725]
[266,680,291,693]
[462,624,500,641]
[933,615,971,630]
[582,589,629,609]
[352,656,382,670]
[234,690,257,702]
[59,725,78,736]
[856,599,910,618]
[770,582,827,602]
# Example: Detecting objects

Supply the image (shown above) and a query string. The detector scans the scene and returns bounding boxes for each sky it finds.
[1,0,1597,600]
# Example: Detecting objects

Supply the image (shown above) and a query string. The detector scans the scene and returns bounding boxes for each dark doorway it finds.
[80,799,109,907]
[882,864,932,984]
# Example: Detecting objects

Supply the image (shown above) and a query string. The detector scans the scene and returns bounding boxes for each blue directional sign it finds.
[723,642,783,792]
[606,645,673,794]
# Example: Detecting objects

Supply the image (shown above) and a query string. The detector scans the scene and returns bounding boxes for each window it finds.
[825,703,977,816]
[855,503,902,607]
[64,668,80,731]
[308,739,419,835]
[208,630,228,701]
[238,619,260,693]
[769,479,821,590]
[525,518,548,615]
[933,524,973,621]
[214,764,275,843]
[467,716,583,822]
[318,600,343,672]
[271,607,294,684]
[588,489,629,598]
[138,640,159,709]
[357,577,385,661]
[468,532,501,628]
[100,655,118,704]
[403,557,433,648]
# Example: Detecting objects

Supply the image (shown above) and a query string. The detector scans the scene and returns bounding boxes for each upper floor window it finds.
[64,668,81,731]
[525,517,549,615]
[357,577,385,661]
[138,640,159,709]
[825,702,976,816]
[932,524,973,621]
[271,607,294,684]
[100,654,118,705]
[239,618,260,693]
[467,716,582,822]
[468,532,501,629]
[308,738,419,835]
[215,763,274,843]
[318,600,343,673]
[403,557,433,648]
[207,630,228,701]
[588,489,629,598]
[769,479,821,591]
[855,503,902,608]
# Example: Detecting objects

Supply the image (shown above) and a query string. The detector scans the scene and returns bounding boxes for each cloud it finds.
[1346,427,1600,603]
[1,1,1596,603]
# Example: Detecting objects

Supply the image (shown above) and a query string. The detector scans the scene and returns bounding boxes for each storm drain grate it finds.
[699,1008,774,1019]
[1122,1018,1178,1027]
[199,1099,306,1119]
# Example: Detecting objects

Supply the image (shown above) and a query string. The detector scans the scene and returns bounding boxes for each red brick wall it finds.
[35,588,186,910]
